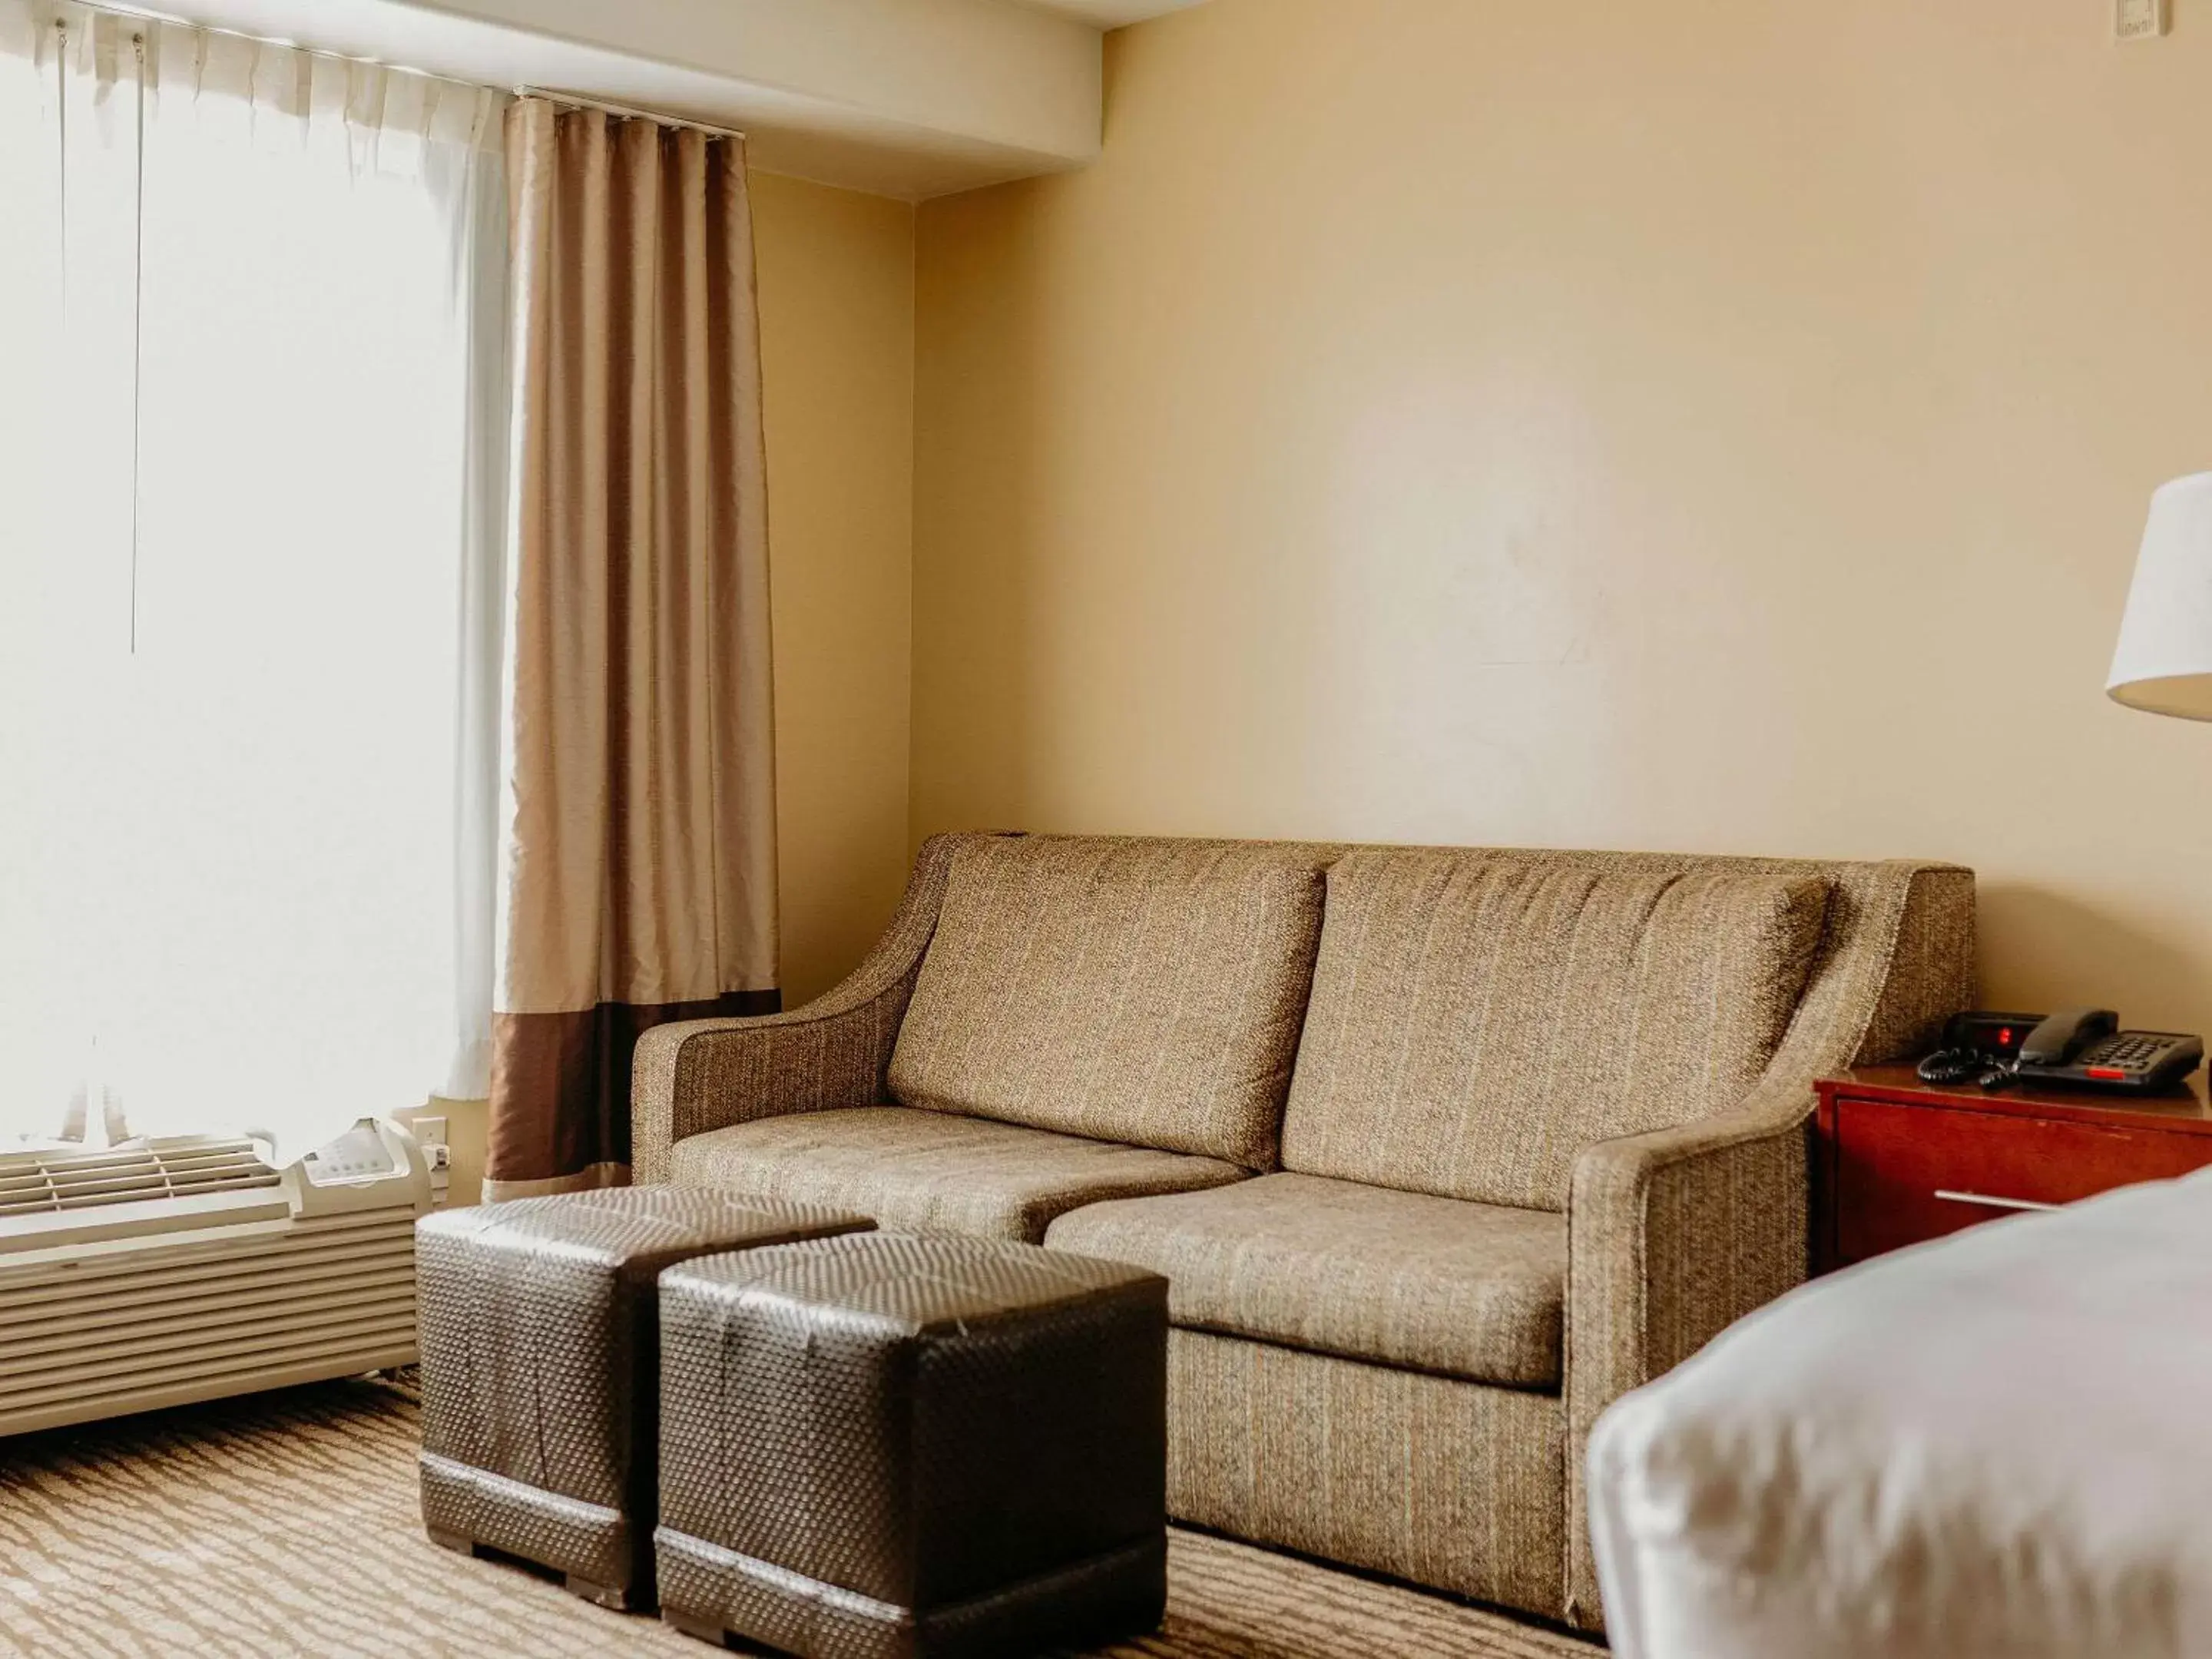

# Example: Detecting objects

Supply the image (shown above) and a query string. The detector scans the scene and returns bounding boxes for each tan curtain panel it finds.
[485,97,779,1200]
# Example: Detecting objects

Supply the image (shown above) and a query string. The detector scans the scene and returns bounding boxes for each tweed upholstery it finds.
[414,1188,869,1604]
[631,836,960,1185]
[1281,853,1830,1210]
[1560,863,1976,1631]
[1048,1173,1566,1389]
[631,832,1975,1638]
[655,1232,1171,1657]
[889,837,1326,1168]
[667,1105,1249,1243]
[1169,1330,1565,1621]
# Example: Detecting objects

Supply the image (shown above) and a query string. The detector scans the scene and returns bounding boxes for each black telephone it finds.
[1918,1008,2203,1094]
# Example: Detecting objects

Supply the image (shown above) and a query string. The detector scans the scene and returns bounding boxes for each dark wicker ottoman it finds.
[416,1188,871,1610]
[655,1231,1171,1658]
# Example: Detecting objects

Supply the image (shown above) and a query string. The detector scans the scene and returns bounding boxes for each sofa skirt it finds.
[1167,1329,1565,1622]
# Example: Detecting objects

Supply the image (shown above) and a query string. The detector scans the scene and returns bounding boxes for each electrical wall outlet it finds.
[402,1114,455,1204]
[2117,0,2167,41]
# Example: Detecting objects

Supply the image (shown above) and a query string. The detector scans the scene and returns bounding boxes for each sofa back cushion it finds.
[1280,850,1830,1209]
[888,837,1326,1168]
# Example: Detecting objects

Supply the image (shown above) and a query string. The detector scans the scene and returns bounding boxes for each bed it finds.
[1588,1168,2212,1658]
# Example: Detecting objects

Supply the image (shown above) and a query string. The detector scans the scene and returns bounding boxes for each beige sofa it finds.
[633,833,1975,1633]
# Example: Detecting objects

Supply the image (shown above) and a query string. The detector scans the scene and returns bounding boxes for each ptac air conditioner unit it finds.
[0,1120,432,1437]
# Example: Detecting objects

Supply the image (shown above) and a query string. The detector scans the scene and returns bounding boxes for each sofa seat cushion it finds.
[887,836,1326,1169]
[1045,1172,1567,1389]
[665,1107,1249,1244]
[1281,850,1831,1210]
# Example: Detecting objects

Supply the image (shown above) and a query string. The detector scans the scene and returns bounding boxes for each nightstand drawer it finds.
[1831,1096,2212,1264]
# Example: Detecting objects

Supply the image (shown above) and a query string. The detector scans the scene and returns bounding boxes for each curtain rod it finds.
[49,1,748,141]
[59,0,469,86]
[514,87,745,143]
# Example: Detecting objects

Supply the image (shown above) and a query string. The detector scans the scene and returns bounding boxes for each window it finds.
[0,4,505,1155]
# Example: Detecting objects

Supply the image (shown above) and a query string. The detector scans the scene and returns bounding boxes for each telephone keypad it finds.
[2081,1034,2186,1075]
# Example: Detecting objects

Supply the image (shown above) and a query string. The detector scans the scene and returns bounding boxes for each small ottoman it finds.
[416,1187,871,1609]
[655,1231,1171,1658]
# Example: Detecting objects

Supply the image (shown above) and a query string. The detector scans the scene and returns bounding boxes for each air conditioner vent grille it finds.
[0,1118,427,1439]
[0,1137,279,1218]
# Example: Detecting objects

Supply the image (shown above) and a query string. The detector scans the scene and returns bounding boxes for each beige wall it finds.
[913,0,2212,1028]
[753,170,917,1008]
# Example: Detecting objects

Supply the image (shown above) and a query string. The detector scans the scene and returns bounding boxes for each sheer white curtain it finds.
[0,1,508,1157]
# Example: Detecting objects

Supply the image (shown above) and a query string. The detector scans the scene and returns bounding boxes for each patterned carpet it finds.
[0,1379,1602,1658]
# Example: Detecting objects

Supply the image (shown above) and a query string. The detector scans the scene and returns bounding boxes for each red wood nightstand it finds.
[1813,1065,2212,1273]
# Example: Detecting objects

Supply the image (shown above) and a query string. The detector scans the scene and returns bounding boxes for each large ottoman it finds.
[416,1188,871,1609]
[655,1230,1171,1658]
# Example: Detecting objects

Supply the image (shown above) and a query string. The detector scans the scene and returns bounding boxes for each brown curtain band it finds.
[487,993,779,1186]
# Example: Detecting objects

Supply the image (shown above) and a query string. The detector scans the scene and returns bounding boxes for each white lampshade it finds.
[2109,472,2212,720]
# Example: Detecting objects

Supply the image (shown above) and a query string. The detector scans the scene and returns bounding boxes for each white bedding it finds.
[1588,1169,2212,1659]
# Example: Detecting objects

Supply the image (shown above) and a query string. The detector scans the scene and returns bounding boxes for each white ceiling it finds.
[1016,0,1208,28]
[153,0,1193,200]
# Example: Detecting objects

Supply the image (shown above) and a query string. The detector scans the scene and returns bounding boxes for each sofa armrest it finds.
[1551,859,1975,1631]
[1560,1074,1813,1629]
[631,836,963,1184]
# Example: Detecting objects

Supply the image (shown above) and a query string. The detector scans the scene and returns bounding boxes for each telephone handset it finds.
[2015,1008,2119,1069]
[1918,1008,2201,1094]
